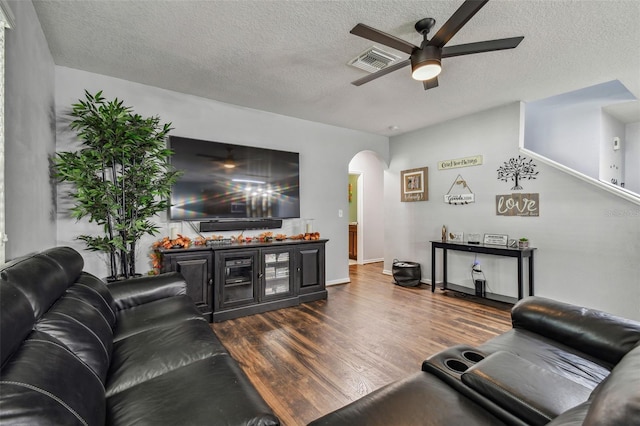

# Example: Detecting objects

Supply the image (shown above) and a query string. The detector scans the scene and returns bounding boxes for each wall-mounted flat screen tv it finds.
[168,136,300,220]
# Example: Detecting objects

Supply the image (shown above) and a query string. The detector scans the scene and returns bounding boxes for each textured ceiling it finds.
[32,0,640,137]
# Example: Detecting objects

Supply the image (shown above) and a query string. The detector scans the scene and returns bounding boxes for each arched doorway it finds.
[348,150,386,270]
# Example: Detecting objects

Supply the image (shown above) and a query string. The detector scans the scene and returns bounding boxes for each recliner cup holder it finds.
[444,358,469,373]
[422,345,488,385]
[462,350,485,363]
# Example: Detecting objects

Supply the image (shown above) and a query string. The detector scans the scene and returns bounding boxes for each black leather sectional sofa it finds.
[3,246,639,425]
[310,296,640,425]
[0,246,279,425]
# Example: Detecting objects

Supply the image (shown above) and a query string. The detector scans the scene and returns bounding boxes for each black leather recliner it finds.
[309,297,640,425]
[0,246,280,425]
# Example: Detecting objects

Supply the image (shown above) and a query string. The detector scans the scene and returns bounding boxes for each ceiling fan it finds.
[196,146,237,169]
[349,0,524,90]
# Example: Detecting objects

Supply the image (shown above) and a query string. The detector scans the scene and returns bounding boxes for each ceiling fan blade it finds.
[350,23,417,55]
[351,59,411,86]
[428,0,489,48]
[423,77,439,90]
[441,36,524,58]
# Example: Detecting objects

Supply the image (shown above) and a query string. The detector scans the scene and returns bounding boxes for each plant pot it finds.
[518,241,529,249]
[106,273,143,283]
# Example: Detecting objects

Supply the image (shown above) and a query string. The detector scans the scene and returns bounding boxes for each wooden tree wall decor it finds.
[497,155,538,190]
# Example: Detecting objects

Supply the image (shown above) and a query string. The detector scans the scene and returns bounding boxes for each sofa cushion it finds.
[36,293,114,383]
[40,246,85,285]
[461,351,591,426]
[0,253,72,320]
[308,372,508,426]
[511,297,640,365]
[0,281,34,366]
[107,272,187,311]
[545,402,592,426]
[0,331,105,426]
[582,344,640,425]
[112,294,205,342]
[74,272,117,327]
[106,355,279,426]
[480,328,610,389]
[106,318,228,396]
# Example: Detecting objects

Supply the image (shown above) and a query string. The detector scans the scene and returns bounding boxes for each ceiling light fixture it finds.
[411,45,441,81]
[222,147,236,168]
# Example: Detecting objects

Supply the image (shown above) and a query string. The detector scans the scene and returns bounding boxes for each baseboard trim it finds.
[327,278,350,286]
[362,258,384,264]
[436,282,517,304]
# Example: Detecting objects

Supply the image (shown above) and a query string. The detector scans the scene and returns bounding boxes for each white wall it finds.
[625,122,640,193]
[5,0,56,260]
[599,111,625,186]
[385,102,640,320]
[524,80,635,179]
[54,67,389,283]
[349,151,385,263]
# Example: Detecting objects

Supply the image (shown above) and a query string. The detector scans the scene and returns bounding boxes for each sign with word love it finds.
[496,193,539,217]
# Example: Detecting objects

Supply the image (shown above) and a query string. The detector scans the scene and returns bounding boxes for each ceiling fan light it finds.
[411,45,442,81]
[412,62,441,81]
[223,159,236,169]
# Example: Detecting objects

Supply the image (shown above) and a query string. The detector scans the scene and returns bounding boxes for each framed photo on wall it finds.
[401,167,428,202]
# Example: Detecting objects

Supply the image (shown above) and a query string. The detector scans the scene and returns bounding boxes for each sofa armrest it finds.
[511,296,640,365]
[107,272,187,310]
[461,351,591,426]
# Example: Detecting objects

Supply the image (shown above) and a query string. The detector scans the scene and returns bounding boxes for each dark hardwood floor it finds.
[212,262,513,426]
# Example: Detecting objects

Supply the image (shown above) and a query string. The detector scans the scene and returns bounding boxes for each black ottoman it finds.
[392,260,422,287]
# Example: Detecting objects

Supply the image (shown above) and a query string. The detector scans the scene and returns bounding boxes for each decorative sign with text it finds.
[444,174,475,205]
[496,193,539,217]
[438,155,483,170]
[401,167,428,202]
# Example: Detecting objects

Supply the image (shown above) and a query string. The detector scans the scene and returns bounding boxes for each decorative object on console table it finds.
[467,233,482,245]
[518,238,530,249]
[448,232,464,243]
[55,90,182,280]
[483,234,508,246]
[401,167,428,202]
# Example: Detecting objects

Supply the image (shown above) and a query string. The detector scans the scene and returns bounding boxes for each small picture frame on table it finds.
[448,231,464,243]
[483,234,508,246]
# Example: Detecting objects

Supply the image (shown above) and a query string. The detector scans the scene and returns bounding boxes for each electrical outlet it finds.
[338,209,343,218]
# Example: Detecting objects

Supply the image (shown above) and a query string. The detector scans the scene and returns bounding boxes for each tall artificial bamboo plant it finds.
[56,90,181,280]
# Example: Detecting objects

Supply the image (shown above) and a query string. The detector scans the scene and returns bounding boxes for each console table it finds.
[430,241,535,300]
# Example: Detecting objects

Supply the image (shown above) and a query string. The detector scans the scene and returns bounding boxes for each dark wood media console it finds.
[157,239,328,322]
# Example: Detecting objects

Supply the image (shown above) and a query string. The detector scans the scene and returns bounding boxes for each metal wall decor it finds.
[497,155,538,190]
[444,174,475,205]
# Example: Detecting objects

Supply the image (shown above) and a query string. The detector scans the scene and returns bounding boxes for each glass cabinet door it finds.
[261,248,293,299]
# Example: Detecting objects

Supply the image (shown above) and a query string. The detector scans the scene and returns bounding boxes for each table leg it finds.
[442,249,447,291]
[517,255,523,300]
[431,245,436,293]
[529,252,534,296]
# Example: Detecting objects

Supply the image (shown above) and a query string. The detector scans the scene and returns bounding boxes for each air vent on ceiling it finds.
[348,46,402,73]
